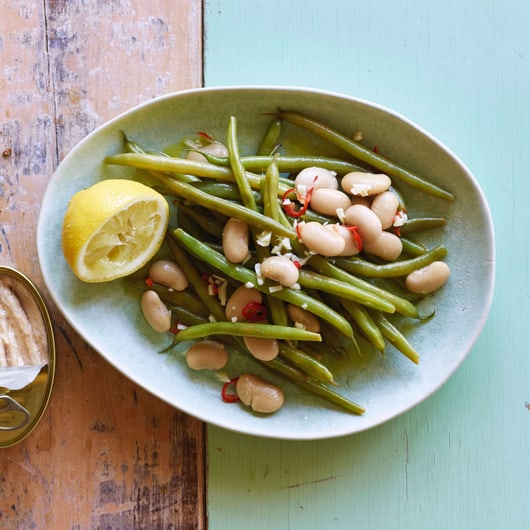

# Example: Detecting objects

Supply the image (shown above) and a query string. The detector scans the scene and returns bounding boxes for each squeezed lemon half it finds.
[61,179,169,282]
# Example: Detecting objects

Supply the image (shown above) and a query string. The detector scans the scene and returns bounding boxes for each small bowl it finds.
[37,86,494,440]
[0,266,56,448]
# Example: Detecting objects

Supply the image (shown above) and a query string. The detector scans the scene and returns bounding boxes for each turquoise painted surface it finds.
[204,1,529,529]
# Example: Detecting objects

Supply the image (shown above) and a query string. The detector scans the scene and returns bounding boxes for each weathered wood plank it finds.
[0,1,204,528]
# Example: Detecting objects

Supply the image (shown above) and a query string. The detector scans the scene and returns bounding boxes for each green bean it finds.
[400,237,428,257]
[199,153,365,175]
[106,152,292,196]
[265,357,365,415]
[297,269,396,313]
[108,155,294,239]
[399,217,447,235]
[338,299,386,352]
[369,311,420,365]
[172,228,354,337]
[278,110,455,201]
[169,305,211,328]
[279,343,335,384]
[172,321,321,343]
[257,117,283,156]
[227,116,258,211]
[124,138,201,184]
[191,181,262,202]
[176,202,226,239]
[263,158,281,222]
[106,151,235,180]
[229,141,288,329]
[334,245,448,278]
[309,255,419,318]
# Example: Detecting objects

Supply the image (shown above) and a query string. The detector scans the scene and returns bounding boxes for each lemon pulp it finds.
[61,179,169,283]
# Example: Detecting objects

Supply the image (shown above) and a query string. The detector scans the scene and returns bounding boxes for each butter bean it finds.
[141,290,171,332]
[186,340,228,370]
[363,231,403,261]
[243,336,279,361]
[186,141,228,162]
[371,191,400,229]
[309,188,352,217]
[260,255,299,287]
[287,304,321,333]
[298,221,346,256]
[225,285,262,321]
[405,261,450,294]
[341,171,391,197]
[149,259,189,291]
[236,373,285,414]
[294,166,338,197]
[223,217,250,263]
[344,204,382,243]
[334,224,362,256]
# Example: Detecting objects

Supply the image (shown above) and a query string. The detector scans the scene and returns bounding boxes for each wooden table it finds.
[2,1,530,529]
[1,2,204,528]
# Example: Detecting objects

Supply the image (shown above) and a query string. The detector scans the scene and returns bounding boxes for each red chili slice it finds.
[221,377,240,403]
[281,184,315,218]
[242,301,268,322]
[345,225,363,252]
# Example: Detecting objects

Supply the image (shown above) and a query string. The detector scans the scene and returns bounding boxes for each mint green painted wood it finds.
[204,1,529,528]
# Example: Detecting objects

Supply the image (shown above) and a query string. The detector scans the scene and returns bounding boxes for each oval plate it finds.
[37,86,494,440]
[0,266,56,448]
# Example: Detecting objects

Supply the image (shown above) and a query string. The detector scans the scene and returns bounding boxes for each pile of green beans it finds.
[108,110,453,416]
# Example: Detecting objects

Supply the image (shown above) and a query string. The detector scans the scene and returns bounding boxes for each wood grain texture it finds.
[1,1,204,528]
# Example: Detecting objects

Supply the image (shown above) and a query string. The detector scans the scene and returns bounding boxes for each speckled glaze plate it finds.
[37,86,495,440]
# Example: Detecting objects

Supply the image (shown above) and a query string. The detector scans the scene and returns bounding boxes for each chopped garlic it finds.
[350,183,371,197]
[269,285,283,293]
[254,263,264,286]
[218,281,228,306]
[256,230,272,247]
[393,210,409,227]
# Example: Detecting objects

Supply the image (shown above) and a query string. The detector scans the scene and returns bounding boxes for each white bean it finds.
[405,261,451,294]
[334,224,362,256]
[186,141,228,162]
[371,191,400,229]
[141,290,171,332]
[294,166,338,197]
[236,373,285,414]
[186,340,228,370]
[298,221,346,256]
[287,304,320,333]
[260,256,299,287]
[149,260,189,291]
[363,231,403,261]
[344,204,382,243]
[341,171,391,197]
[243,336,279,361]
[225,285,262,321]
[309,188,352,217]
[223,217,250,263]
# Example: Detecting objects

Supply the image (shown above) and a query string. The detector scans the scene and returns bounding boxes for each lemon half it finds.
[62,179,169,283]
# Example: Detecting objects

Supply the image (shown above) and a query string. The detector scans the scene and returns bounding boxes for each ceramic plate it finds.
[37,86,494,440]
